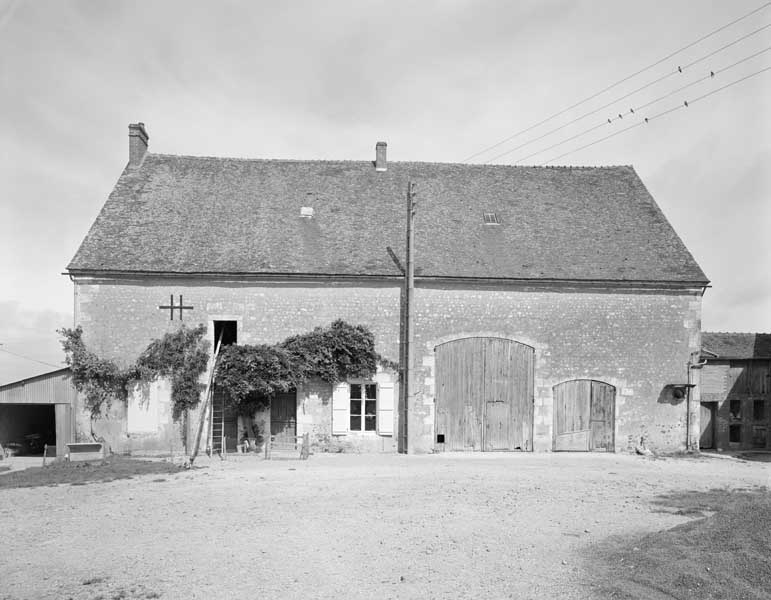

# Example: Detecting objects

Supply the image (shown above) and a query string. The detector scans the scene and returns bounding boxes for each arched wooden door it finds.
[553,379,615,452]
[435,337,534,451]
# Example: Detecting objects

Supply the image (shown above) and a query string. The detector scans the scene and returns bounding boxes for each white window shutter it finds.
[377,383,395,436]
[332,382,349,435]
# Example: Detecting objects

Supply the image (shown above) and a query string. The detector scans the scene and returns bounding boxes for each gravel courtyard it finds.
[1,452,769,600]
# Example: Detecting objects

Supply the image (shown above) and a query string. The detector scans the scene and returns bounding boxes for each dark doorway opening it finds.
[214,321,237,347]
[211,321,238,454]
[0,404,56,456]
[271,390,297,444]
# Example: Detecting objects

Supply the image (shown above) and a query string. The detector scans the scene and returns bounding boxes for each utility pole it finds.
[401,181,417,454]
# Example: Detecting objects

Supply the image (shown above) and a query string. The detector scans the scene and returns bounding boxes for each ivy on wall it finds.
[59,319,389,420]
[216,320,382,413]
[59,324,210,420]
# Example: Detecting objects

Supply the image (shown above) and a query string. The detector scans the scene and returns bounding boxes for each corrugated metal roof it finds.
[0,368,75,405]
[67,153,708,285]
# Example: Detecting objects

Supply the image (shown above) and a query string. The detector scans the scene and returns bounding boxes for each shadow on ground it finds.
[583,487,771,600]
[0,455,188,489]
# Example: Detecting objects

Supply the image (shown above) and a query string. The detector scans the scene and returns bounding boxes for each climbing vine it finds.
[216,320,381,413]
[59,319,388,421]
[59,324,210,419]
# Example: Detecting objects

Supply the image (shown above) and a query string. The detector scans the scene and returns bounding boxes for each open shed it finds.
[0,368,74,457]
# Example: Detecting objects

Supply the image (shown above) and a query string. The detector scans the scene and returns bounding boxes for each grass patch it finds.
[0,455,187,490]
[587,487,771,599]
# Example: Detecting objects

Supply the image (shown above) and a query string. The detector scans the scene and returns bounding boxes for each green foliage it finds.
[216,344,295,409]
[216,320,381,413]
[59,325,210,420]
[59,327,134,417]
[136,325,210,420]
[60,319,385,421]
[281,320,378,383]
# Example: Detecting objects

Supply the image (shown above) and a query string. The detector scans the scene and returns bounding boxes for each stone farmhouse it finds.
[63,122,709,455]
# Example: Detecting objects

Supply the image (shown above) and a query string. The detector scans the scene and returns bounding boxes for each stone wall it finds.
[72,277,401,454]
[72,276,703,454]
[407,282,702,454]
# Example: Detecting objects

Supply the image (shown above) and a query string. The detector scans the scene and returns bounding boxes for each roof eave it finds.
[64,269,709,290]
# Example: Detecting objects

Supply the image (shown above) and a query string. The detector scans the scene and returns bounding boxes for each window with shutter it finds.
[332,382,349,435]
[377,383,395,436]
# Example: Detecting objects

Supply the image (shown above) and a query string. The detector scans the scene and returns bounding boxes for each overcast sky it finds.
[1,0,769,383]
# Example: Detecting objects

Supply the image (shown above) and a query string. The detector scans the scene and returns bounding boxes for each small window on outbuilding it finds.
[751,427,767,448]
[483,212,500,225]
[729,400,742,420]
[753,400,765,421]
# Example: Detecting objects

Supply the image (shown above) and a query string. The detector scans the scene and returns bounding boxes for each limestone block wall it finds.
[72,277,401,453]
[407,283,703,454]
[72,276,702,454]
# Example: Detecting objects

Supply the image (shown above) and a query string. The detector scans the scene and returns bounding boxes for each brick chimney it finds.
[375,141,387,172]
[128,122,149,168]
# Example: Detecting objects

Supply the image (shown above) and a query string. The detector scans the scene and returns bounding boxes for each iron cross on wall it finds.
[158,294,194,320]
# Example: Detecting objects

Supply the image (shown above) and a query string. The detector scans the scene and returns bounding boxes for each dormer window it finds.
[483,212,500,225]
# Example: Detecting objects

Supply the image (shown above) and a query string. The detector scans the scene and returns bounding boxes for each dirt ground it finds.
[0,452,769,600]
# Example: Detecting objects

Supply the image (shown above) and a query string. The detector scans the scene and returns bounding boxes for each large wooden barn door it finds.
[435,337,533,452]
[553,380,615,452]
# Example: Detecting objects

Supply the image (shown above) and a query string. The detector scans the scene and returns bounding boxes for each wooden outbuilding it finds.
[698,332,771,451]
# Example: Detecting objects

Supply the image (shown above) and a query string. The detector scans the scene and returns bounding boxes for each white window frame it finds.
[348,381,378,433]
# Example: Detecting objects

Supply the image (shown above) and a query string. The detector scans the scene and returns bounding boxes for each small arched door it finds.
[435,337,534,451]
[553,379,615,452]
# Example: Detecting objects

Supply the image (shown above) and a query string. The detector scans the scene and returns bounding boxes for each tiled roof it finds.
[68,153,708,284]
[701,332,771,359]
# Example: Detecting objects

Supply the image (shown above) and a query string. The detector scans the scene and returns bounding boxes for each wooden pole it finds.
[189,330,224,466]
[401,181,417,454]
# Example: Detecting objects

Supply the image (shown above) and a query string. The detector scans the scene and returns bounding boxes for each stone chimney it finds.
[128,122,149,168]
[375,141,387,172]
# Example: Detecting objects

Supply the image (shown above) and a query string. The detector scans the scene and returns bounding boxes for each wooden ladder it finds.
[209,393,225,456]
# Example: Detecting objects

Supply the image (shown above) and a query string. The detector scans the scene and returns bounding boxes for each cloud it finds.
[0,301,69,384]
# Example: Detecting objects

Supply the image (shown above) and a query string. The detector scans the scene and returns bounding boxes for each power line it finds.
[504,46,770,164]
[461,1,771,162]
[485,24,770,163]
[0,347,62,369]
[538,66,771,165]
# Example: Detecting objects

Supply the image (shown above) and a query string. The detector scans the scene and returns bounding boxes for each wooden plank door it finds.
[271,390,297,444]
[223,405,238,452]
[699,402,716,449]
[553,380,592,451]
[590,381,615,451]
[436,337,533,452]
[554,380,615,452]
[484,338,511,451]
[436,337,485,451]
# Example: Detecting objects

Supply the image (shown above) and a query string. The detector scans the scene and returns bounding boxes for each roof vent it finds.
[483,212,500,225]
[300,206,314,218]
